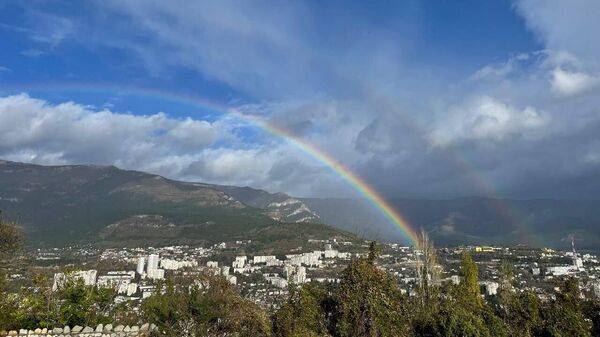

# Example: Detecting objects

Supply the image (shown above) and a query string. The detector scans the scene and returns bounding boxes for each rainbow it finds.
[0,83,420,244]
[232,110,420,244]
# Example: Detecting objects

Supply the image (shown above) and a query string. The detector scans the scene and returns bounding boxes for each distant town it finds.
[7,238,599,311]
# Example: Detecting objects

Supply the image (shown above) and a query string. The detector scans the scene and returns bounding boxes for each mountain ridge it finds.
[2,160,599,249]
[302,197,600,249]
[0,160,326,247]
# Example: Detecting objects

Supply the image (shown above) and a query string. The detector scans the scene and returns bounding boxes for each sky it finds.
[1,0,600,200]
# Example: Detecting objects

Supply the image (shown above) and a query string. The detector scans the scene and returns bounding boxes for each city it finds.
[5,237,599,311]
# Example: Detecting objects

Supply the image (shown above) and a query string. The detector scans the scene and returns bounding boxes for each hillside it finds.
[303,197,600,249]
[0,160,331,247]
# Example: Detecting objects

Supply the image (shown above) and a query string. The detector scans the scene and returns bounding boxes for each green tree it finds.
[142,275,271,337]
[55,279,116,327]
[494,290,540,337]
[457,251,482,310]
[534,278,592,337]
[0,216,25,329]
[334,243,410,337]
[0,219,23,259]
[273,283,331,337]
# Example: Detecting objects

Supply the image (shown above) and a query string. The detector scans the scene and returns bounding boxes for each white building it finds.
[136,257,145,275]
[266,276,288,289]
[286,252,321,267]
[161,259,198,270]
[253,255,277,264]
[139,285,156,299]
[547,266,575,276]
[97,271,135,290]
[232,256,247,269]
[449,275,460,285]
[324,249,339,259]
[481,281,499,296]
[574,257,584,270]
[147,254,160,272]
[52,270,98,291]
[117,282,138,296]
[285,265,307,284]
[147,268,165,280]
[226,275,237,285]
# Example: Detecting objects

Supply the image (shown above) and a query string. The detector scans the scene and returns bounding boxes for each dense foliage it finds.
[141,276,271,337]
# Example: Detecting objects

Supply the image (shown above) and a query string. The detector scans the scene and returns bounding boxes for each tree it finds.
[0,215,25,329]
[334,244,410,337]
[498,259,514,293]
[142,274,271,337]
[0,212,24,262]
[534,278,592,337]
[416,229,440,306]
[272,283,331,337]
[457,251,482,310]
[367,241,379,264]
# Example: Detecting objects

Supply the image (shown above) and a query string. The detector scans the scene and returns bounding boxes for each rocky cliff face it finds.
[264,196,320,223]
[205,186,320,224]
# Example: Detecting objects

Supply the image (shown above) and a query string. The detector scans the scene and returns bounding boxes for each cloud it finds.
[0,93,217,171]
[514,0,600,66]
[0,93,351,197]
[429,96,547,147]
[4,1,600,201]
[1,9,74,47]
[550,68,600,96]
[89,1,317,97]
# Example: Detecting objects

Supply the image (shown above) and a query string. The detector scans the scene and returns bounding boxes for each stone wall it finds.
[1,323,156,337]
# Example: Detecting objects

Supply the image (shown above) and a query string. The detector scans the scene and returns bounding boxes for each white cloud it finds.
[429,96,547,147]
[514,0,600,66]
[0,93,350,197]
[471,52,530,80]
[550,68,599,96]
[0,93,218,170]
[26,12,74,47]
[93,1,315,97]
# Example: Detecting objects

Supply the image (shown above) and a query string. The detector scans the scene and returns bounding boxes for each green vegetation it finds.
[0,277,122,330]
[142,276,271,337]
[0,212,23,259]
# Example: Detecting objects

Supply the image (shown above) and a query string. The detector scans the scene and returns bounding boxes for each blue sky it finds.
[1,0,600,201]
[0,0,538,105]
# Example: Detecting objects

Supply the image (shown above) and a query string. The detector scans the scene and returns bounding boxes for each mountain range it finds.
[0,160,330,248]
[303,197,600,249]
[0,160,598,249]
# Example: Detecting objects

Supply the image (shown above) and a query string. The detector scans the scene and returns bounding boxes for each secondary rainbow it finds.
[1,83,421,244]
